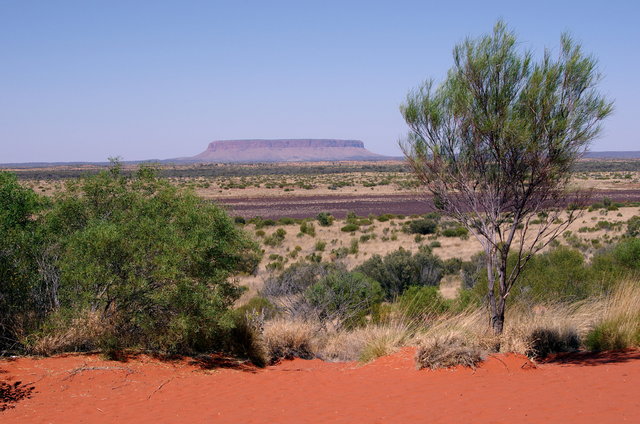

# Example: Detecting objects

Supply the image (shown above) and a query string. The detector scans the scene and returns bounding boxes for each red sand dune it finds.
[2,348,640,423]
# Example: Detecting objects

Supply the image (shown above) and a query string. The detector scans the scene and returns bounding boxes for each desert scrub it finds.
[356,247,444,300]
[264,228,287,247]
[316,212,334,226]
[415,334,485,370]
[299,221,316,237]
[315,240,327,251]
[341,223,359,233]
[262,319,317,363]
[586,281,640,351]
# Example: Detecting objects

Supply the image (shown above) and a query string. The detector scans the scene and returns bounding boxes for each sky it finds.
[1,0,638,163]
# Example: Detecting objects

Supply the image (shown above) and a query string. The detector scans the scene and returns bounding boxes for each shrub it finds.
[31,164,261,354]
[441,226,469,238]
[264,228,287,246]
[341,223,360,232]
[299,221,316,237]
[262,262,341,299]
[356,248,444,300]
[406,218,437,235]
[627,215,640,237]
[415,334,484,370]
[278,217,296,225]
[397,286,450,319]
[305,271,383,329]
[526,327,580,359]
[315,240,327,251]
[316,212,334,226]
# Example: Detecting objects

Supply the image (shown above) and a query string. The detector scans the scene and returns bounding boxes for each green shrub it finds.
[356,248,444,300]
[341,223,360,232]
[305,271,383,329]
[406,218,437,235]
[397,286,449,319]
[299,221,316,237]
[441,226,469,238]
[626,216,640,237]
[315,240,327,251]
[316,212,334,226]
[264,228,287,247]
[32,164,261,354]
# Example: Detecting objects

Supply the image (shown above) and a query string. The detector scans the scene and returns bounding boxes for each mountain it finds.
[184,139,390,163]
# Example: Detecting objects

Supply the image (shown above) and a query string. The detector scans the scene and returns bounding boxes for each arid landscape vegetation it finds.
[2,13,640,423]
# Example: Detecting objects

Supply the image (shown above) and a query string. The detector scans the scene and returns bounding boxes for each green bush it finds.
[406,218,437,235]
[627,216,640,237]
[356,247,444,300]
[299,221,316,237]
[264,228,287,246]
[305,271,383,329]
[316,212,334,226]
[397,286,450,319]
[441,226,469,238]
[32,164,261,354]
[341,223,360,232]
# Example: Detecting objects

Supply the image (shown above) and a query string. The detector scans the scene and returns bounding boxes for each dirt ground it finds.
[2,348,639,423]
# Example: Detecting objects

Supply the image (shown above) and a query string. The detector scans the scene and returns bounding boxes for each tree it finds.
[400,22,613,334]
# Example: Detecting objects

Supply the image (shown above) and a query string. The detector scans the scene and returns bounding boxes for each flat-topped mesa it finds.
[189,139,388,163]
[205,139,365,151]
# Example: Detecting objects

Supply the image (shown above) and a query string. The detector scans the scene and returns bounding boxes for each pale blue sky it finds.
[1,0,638,163]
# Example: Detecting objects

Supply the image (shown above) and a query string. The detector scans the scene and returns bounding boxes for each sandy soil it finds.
[2,348,639,423]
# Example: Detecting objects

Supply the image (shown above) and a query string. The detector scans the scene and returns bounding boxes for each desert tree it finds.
[400,21,613,334]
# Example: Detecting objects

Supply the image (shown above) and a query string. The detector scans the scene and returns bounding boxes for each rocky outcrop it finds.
[187,139,388,163]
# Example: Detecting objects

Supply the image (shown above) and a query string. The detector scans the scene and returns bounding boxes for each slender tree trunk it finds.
[492,251,509,335]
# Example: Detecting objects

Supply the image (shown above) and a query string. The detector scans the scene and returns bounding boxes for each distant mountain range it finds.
[2,140,640,167]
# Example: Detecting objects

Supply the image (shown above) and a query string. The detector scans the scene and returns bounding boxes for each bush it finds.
[356,248,444,300]
[261,262,341,299]
[29,164,261,354]
[397,286,449,319]
[526,327,580,359]
[341,223,360,233]
[305,271,383,329]
[406,218,437,235]
[441,226,469,238]
[264,228,287,246]
[299,221,316,237]
[315,240,327,251]
[316,212,334,226]
[627,216,640,237]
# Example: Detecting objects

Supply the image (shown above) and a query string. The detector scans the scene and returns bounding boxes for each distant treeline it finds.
[5,159,640,181]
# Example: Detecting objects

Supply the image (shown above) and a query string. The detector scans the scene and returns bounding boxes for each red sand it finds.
[2,348,640,423]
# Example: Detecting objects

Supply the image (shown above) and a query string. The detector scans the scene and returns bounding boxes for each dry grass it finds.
[319,321,413,362]
[261,319,318,363]
[415,333,485,370]
[26,310,113,356]
[586,281,640,350]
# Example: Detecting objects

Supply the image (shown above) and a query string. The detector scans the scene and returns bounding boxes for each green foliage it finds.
[316,212,334,226]
[2,165,261,356]
[405,218,437,235]
[305,271,383,329]
[315,240,327,251]
[299,221,316,237]
[264,228,287,246]
[397,286,450,319]
[441,226,469,238]
[356,248,444,300]
[0,172,44,351]
[341,223,360,233]
[626,216,640,237]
